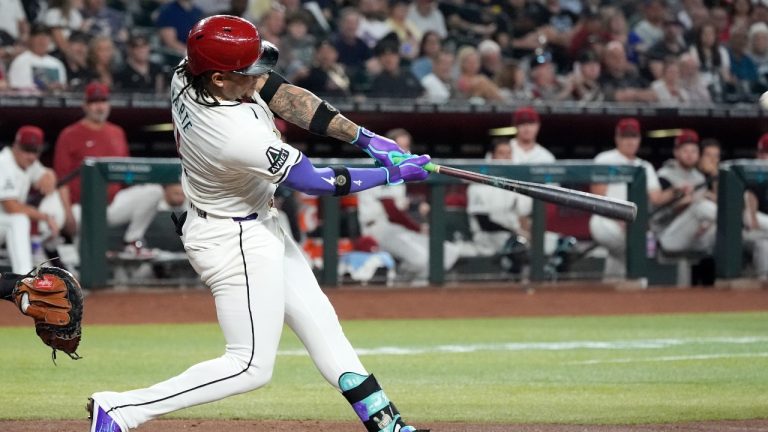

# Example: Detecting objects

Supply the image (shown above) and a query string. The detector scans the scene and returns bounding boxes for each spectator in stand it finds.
[603,7,643,65]
[599,40,657,103]
[0,62,7,91]
[496,60,533,101]
[711,5,731,43]
[86,35,115,87]
[0,0,29,47]
[217,0,249,18]
[114,33,166,94]
[478,39,503,80]
[529,50,571,101]
[690,21,733,102]
[678,51,712,103]
[293,40,351,97]
[496,0,548,59]
[748,22,768,91]
[410,30,442,80]
[420,50,454,103]
[645,16,687,80]
[43,0,85,56]
[54,82,165,258]
[0,126,66,273]
[562,49,603,102]
[278,11,317,82]
[455,45,503,103]
[589,118,666,279]
[633,0,667,55]
[729,26,759,99]
[156,0,204,60]
[753,1,768,25]
[7,24,67,93]
[81,0,128,45]
[406,0,446,39]
[651,56,690,104]
[258,7,287,52]
[367,37,423,98]
[333,8,373,79]
[357,0,391,49]
[729,0,753,34]
[386,0,421,60]
[56,30,90,91]
[569,9,607,61]
[654,129,717,258]
[681,1,710,45]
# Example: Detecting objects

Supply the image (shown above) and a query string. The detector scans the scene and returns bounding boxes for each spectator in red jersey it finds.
[54,82,165,258]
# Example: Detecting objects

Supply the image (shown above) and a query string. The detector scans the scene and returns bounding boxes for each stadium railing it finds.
[79,157,646,289]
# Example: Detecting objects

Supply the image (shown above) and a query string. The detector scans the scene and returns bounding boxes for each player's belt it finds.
[190,199,274,221]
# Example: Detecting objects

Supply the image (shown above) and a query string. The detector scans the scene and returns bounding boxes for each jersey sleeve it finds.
[643,162,661,191]
[223,120,302,184]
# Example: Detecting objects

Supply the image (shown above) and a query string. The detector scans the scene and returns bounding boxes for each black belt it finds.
[190,203,259,222]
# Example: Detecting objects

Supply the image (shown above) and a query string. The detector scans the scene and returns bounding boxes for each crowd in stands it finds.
[1,0,768,104]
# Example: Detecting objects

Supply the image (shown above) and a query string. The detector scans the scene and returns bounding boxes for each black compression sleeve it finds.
[309,100,340,136]
[260,72,287,105]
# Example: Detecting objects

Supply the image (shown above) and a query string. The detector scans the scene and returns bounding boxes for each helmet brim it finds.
[233,41,279,76]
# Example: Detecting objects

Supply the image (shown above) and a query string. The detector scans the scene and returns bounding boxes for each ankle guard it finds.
[339,372,408,432]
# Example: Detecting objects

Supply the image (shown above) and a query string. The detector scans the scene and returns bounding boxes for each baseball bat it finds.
[394,157,638,222]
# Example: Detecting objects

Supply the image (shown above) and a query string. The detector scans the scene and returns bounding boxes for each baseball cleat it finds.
[87,397,123,432]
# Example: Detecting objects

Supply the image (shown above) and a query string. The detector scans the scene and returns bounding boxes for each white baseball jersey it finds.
[0,146,46,209]
[509,139,555,164]
[171,72,302,217]
[593,149,661,200]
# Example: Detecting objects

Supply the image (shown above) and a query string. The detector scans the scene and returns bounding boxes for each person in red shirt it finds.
[54,82,166,258]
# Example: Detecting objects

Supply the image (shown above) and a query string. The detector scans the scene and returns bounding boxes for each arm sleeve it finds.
[282,154,389,195]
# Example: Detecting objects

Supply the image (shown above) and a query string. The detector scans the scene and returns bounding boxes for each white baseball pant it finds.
[92,208,368,430]
[0,191,66,273]
[589,215,627,278]
[658,200,717,254]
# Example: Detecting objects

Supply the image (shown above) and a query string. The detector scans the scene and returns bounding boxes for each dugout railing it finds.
[716,160,768,279]
[80,157,647,289]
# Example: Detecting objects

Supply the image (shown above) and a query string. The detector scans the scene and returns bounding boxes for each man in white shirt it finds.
[509,106,555,164]
[0,0,28,42]
[420,50,453,103]
[0,126,66,273]
[7,24,67,92]
[589,118,668,278]
[406,0,447,39]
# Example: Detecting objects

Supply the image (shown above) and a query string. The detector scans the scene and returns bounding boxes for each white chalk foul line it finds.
[277,336,768,356]
[570,352,768,365]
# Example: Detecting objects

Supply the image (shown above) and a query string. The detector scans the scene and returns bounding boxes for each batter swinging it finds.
[88,15,430,432]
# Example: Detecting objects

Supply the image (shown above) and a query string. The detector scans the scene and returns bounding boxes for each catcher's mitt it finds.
[12,265,83,362]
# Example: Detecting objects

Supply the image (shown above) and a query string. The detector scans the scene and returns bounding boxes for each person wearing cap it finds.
[7,24,67,92]
[589,118,668,279]
[566,50,604,102]
[367,36,425,99]
[529,50,572,101]
[654,129,718,258]
[0,126,66,274]
[509,106,554,164]
[599,41,657,103]
[55,30,91,91]
[54,82,167,259]
[114,33,166,93]
[645,14,686,80]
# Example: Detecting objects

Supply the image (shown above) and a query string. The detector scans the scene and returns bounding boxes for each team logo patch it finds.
[266,146,290,174]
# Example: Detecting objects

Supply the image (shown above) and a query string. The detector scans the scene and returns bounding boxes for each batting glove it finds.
[381,154,431,185]
[351,127,407,167]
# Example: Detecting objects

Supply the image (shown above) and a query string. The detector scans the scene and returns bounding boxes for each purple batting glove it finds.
[351,127,406,167]
[382,154,431,185]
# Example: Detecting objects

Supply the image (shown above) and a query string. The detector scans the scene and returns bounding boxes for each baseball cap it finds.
[84,82,110,102]
[529,50,553,69]
[675,129,699,147]
[758,133,768,153]
[513,106,540,125]
[616,118,641,137]
[14,125,45,152]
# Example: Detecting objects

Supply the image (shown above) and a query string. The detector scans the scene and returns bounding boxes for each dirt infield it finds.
[1,284,767,431]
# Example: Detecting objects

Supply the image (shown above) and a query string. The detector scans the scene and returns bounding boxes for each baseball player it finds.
[88,15,429,432]
[654,129,718,254]
[589,118,668,278]
[55,82,168,258]
[746,133,768,233]
[0,126,67,273]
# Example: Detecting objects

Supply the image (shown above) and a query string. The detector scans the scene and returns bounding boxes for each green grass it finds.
[1,312,768,424]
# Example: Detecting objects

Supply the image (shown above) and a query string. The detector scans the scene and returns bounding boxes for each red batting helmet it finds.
[187,15,278,76]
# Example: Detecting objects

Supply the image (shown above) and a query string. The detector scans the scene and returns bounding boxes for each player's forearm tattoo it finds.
[269,84,358,142]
